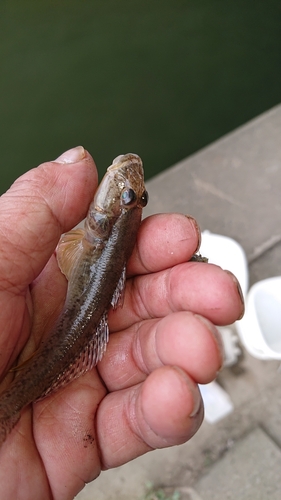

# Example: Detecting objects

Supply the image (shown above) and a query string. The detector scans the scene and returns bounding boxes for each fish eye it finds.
[121,188,137,206]
[140,190,148,207]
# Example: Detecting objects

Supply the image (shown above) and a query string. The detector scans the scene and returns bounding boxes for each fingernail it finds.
[185,215,201,252]
[55,146,86,164]
[194,314,224,369]
[173,366,202,418]
[189,385,202,417]
[224,270,245,319]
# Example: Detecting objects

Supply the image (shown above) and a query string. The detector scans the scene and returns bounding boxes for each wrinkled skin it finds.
[0,147,244,499]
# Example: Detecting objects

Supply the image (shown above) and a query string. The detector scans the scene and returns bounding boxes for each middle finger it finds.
[98,311,223,392]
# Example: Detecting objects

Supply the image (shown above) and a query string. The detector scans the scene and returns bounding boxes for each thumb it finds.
[0,146,98,290]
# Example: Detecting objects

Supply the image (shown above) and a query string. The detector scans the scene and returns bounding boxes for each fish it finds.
[0,153,148,446]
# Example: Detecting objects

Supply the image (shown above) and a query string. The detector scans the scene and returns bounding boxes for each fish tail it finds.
[0,403,21,447]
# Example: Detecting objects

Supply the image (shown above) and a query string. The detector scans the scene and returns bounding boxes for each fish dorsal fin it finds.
[111,266,126,309]
[37,312,110,400]
[56,228,85,280]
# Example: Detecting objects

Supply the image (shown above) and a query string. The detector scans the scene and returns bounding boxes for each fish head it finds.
[86,153,148,239]
[96,153,148,214]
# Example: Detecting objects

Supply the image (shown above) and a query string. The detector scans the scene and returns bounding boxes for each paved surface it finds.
[195,428,281,500]
[76,105,281,499]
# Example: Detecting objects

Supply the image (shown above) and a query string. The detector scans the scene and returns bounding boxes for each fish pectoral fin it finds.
[56,228,85,280]
[37,312,110,400]
[111,266,126,309]
[9,349,38,372]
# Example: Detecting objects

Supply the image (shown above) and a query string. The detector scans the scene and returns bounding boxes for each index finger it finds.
[128,213,201,276]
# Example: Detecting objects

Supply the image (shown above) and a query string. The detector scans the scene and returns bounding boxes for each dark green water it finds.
[0,1,280,193]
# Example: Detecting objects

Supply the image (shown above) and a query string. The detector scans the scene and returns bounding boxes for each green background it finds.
[0,0,280,193]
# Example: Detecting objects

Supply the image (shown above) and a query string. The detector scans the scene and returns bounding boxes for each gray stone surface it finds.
[249,242,281,286]
[76,105,281,500]
[143,104,281,283]
[194,427,281,500]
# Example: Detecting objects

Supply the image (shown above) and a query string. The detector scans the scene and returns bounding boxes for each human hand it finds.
[0,147,244,499]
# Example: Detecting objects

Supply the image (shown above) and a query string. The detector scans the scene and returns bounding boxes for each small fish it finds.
[0,153,148,446]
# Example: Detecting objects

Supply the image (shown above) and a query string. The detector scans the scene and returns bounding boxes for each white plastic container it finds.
[236,276,281,360]
[200,231,248,366]
[198,231,248,421]
[200,231,248,297]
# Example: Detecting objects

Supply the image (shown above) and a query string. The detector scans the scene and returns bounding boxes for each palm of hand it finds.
[0,150,243,500]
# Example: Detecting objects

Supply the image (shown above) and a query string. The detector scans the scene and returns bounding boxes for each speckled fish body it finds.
[0,153,148,445]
